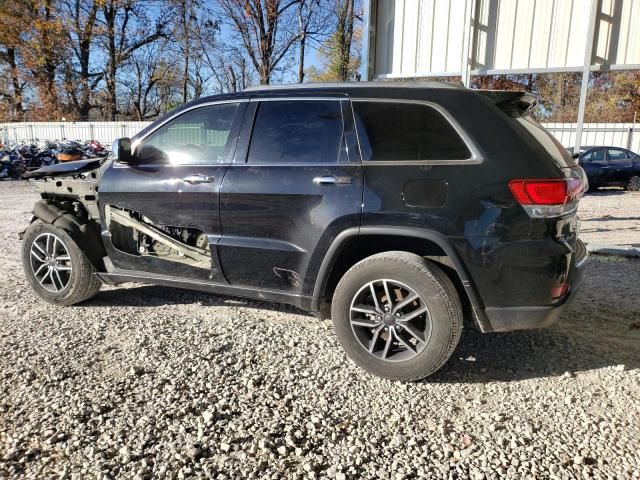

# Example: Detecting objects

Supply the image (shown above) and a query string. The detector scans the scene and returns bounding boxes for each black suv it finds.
[21,83,588,380]
[575,146,640,191]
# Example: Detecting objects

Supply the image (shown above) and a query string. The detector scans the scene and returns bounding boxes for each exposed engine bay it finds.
[27,159,212,270]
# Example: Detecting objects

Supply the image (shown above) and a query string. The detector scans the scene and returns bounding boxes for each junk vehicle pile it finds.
[0,139,109,180]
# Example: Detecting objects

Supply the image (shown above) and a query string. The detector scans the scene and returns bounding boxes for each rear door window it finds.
[607,149,630,162]
[247,100,344,164]
[352,101,471,162]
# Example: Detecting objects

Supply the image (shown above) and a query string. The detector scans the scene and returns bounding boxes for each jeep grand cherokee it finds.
[21,82,588,380]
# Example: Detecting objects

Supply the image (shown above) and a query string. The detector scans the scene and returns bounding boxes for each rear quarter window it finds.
[352,101,471,162]
[515,116,578,168]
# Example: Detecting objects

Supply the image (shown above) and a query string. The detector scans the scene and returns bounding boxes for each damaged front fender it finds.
[31,199,106,270]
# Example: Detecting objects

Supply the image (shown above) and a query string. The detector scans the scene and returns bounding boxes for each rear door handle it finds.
[183,174,215,184]
[313,175,352,185]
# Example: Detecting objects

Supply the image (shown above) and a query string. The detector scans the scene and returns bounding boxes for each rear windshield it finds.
[514,116,578,168]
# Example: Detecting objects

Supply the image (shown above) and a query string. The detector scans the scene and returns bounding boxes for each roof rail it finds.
[244,81,463,92]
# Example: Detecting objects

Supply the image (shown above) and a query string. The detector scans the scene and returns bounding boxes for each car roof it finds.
[184,81,465,106]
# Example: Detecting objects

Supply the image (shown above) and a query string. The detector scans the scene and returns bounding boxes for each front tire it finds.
[331,252,463,381]
[22,220,102,306]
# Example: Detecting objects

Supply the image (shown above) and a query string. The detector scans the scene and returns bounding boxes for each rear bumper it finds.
[482,239,587,333]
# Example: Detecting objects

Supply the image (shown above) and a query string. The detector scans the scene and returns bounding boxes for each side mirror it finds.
[111,137,133,164]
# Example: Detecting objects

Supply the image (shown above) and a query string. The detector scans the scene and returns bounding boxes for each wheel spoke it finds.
[368,325,384,353]
[381,329,394,359]
[30,249,46,262]
[397,322,425,345]
[33,241,47,257]
[39,267,51,286]
[394,329,418,353]
[52,236,58,257]
[369,283,380,311]
[56,255,70,261]
[400,305,429,322]
[56,265,71,271]
[54,269,65,290]
[351,304,378,315]
[382,280,393,309]
[33,263,47,277]
[45,234,51,256]
[392,294,418,314]
[351,317,381,328]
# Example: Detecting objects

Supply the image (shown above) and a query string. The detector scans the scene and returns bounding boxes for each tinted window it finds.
[582,149,606,163]
[248,100,343,164]
[607,149,630,162]
[353,101,471,161]
[138,103,239,164]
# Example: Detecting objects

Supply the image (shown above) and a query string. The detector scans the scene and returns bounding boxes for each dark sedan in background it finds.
[573,146,640,191]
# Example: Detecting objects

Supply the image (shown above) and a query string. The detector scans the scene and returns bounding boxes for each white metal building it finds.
[361,0,640,149]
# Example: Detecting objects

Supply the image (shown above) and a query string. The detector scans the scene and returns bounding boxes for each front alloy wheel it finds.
[22,220,102,305]
[29,232,73,292]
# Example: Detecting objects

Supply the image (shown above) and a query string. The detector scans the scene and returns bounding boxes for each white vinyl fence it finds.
[0,120,638,153]
[543,123,640,153]
[0,121,151,147]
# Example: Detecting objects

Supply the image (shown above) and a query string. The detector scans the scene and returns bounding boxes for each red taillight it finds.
[509,178,584,217]
[509,178,583,205]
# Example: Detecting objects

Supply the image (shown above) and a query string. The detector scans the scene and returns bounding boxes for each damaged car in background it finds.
[20,83,588,381]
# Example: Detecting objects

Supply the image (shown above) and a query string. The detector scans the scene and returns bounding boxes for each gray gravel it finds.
[1,180,640,479]
[578,189,640,248]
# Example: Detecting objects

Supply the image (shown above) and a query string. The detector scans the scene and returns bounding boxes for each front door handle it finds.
[313,175,352,185]
[183,174,215,184]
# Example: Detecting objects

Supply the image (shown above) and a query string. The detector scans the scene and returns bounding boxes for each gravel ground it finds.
[578,189,640,248]
[1,180,639,479]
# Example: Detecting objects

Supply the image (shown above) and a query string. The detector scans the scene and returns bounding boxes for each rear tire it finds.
[331,252,463,381]
[22,220,102,306]
[626,175,640,192]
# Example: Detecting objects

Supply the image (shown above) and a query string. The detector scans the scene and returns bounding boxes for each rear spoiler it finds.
[476,90,538,118]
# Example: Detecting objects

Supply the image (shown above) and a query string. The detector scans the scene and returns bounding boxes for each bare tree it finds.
[100,0,167,120]
[120,42,175,119]
[296,0,329,83]
[60,0,102,120]
[218,0,301,85]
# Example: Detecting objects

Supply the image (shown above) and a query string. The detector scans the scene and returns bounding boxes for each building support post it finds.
[360,0,376,81]
[461,0,476,87]
[575,0,599,153]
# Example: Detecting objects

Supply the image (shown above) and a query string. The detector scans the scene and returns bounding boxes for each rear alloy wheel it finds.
[627,175,640,192]
[331,252,463,381]
[349,279,431,362]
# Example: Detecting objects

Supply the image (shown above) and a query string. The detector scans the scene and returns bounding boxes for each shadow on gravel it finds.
[585,189,626,196]
[81,259,640,384]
